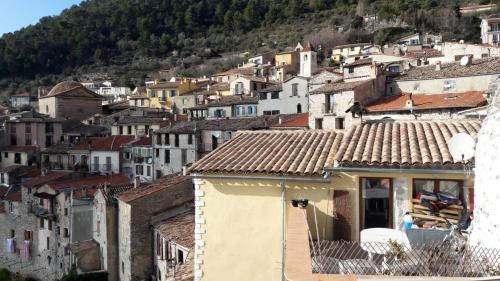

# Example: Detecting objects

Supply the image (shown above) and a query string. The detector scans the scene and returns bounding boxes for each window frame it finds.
[412,178,464,201]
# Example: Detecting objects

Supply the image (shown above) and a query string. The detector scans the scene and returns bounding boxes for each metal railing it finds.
[311,240,500,277]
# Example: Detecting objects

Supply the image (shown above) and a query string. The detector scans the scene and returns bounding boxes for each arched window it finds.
[304,54,308,61]
[297,104,302,113]
[46,105,49,113]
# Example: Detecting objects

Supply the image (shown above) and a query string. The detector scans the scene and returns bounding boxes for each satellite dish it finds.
[460,56,470,66]
[448,133,476,162]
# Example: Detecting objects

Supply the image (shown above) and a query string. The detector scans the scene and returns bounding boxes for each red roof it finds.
[366,92,487,112]
[72,135,135,151]
[272,113,309,128]
[5,191,21,202]
[127,136,152,146]
[117,175,190,203]
[50,175,130,191]
[0,146,37,153]
[22,171,72,188]
[0,185,9,198]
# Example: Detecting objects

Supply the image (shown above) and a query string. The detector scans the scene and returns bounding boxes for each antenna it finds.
[460,56,471,67]
[448,133,476,162]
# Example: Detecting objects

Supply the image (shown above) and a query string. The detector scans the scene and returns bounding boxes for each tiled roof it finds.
[155,209,194,249]
[259,83,282,93]
[189,120,482,175]
[189,95,258,110]
[72,135,135,151]
[366,92,487,112]
[302,42,315,52]
[310,80,372,94]
[0,164,25,173]
[272,113,309,128]
[147,81,181,89]
[156,115,286,134]
[44,81,101,98]
[22,172,73,188]
[334,43,372,49]
[117,174,190,203]
[396,57,500,81]
[0,146,37,153]
[209,82,230,92]
[334,120,480,167]
[345,58,372,67]
[5,190,22,202]
[113,116,167,125]
[405,48,443,59]
[50,175,130,191]
[190,130,343,175]
[99,183,136,203]
[125,136,152,146]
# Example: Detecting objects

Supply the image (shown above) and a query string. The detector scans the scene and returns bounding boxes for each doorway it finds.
[359,178,393,230]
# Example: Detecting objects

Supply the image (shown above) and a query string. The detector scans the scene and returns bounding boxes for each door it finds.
[333,190,352,241]
[360,178,393,230]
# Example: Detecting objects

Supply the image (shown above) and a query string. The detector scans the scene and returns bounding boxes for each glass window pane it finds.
[413,180,434,197]
[439,181,460,198]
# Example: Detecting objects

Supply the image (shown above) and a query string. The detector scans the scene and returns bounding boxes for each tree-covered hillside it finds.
[0,0,498,96]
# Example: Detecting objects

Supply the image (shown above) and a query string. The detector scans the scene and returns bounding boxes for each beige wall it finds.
[39,96,102,120]
[388,74,499,95]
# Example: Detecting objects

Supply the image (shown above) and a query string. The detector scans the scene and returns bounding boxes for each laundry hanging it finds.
[21,240,31,260]
[6,238,15,254]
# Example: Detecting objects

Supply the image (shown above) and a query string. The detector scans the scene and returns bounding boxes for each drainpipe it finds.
[281,179,286,281]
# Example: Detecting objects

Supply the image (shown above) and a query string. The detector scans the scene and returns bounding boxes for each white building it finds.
[481,15,500,45]
[258,76,309,115]
[299,42,317,78]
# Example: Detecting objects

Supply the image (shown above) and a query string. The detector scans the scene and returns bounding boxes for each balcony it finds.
[34,206,57,220]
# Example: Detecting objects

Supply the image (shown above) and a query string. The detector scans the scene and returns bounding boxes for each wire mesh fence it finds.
[311,240,500,277]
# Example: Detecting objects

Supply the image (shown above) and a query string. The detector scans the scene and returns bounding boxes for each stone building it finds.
[38,81,103,121]
[3,111,64,148]
[153,209,194,281]
[0,146,38,169]
[120,136,154,182]
[92,182,135,281]
[116,175,194,281]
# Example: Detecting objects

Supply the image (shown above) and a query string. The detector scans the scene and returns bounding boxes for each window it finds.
[156,149,160,157]
[292,83,299,96]
[174,134,179,147]
[119,126,123,135]
[136,165,144,175]
[335,117,345,129]
[4,152,7,158]
[188,134,193,145]
[181,149,187,165]
[124,152,131,160]
[177,249,185,264]
[93,156,99,171]
[106,156,112,171]
[25,134,32,146]
[14,153,21,164]
[10,229,14,238]
[248,106,254,115]
[315,118,323,129]
[122,261,124,274]
[156,134,162,145]
[64,208,68,216]
[147,166,151,177]
[25,123,31,133]
[413,179,463,200]
[348,67,354,74]
[46,105,49,113]
[48,220,52,231]
[40,218,44,228]
[271,92,280,99]
[443,80,457,91]
[171,90,177,97]
[45,123,54,133]
[297,104,302,114]
[303,54,308,61]
[164,150,170,164]
[57,226,61,236]
[259,92,267,100]
[46,237,50,249]
[127,126,132,135]
[24,230,32,240]
[164,134,170,145]
[150,90,156,98]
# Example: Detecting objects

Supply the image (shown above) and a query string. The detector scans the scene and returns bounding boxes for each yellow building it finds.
[147,80,199,111]
[189,120,479,281]
[332,42,373,63]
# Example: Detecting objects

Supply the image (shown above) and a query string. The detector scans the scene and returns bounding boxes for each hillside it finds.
[0,0,498,98]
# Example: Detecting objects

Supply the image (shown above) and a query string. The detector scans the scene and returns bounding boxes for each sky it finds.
[0,0,83,36]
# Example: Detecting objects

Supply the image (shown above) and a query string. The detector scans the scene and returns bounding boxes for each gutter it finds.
[326,166,474,175]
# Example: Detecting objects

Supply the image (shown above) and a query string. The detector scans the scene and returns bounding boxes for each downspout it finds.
[281,179,286,281]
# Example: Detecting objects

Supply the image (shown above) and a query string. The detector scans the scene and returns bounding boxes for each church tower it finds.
[300,42,317,78]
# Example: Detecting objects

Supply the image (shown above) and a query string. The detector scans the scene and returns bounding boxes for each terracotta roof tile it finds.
[117,174,190,203]
[147,81,181,89]
[72,135,135,151]
[5,191,21,202]
[126,136,152,146]
[190,130,343,176]
[345,57,373,67]
[366,92,487,112]
[190,120,482,174]
[155,209,194,249]
[272,113,309,128]
[22,171,73,188]
[310,80,372,94]
[396,57,500,80]
[0,146,37,153]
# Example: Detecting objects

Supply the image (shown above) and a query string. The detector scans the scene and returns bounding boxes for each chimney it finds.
[435,61,441,71]
[134,176,140,189]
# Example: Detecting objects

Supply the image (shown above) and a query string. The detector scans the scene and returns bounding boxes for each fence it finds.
[311,240,500,277]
